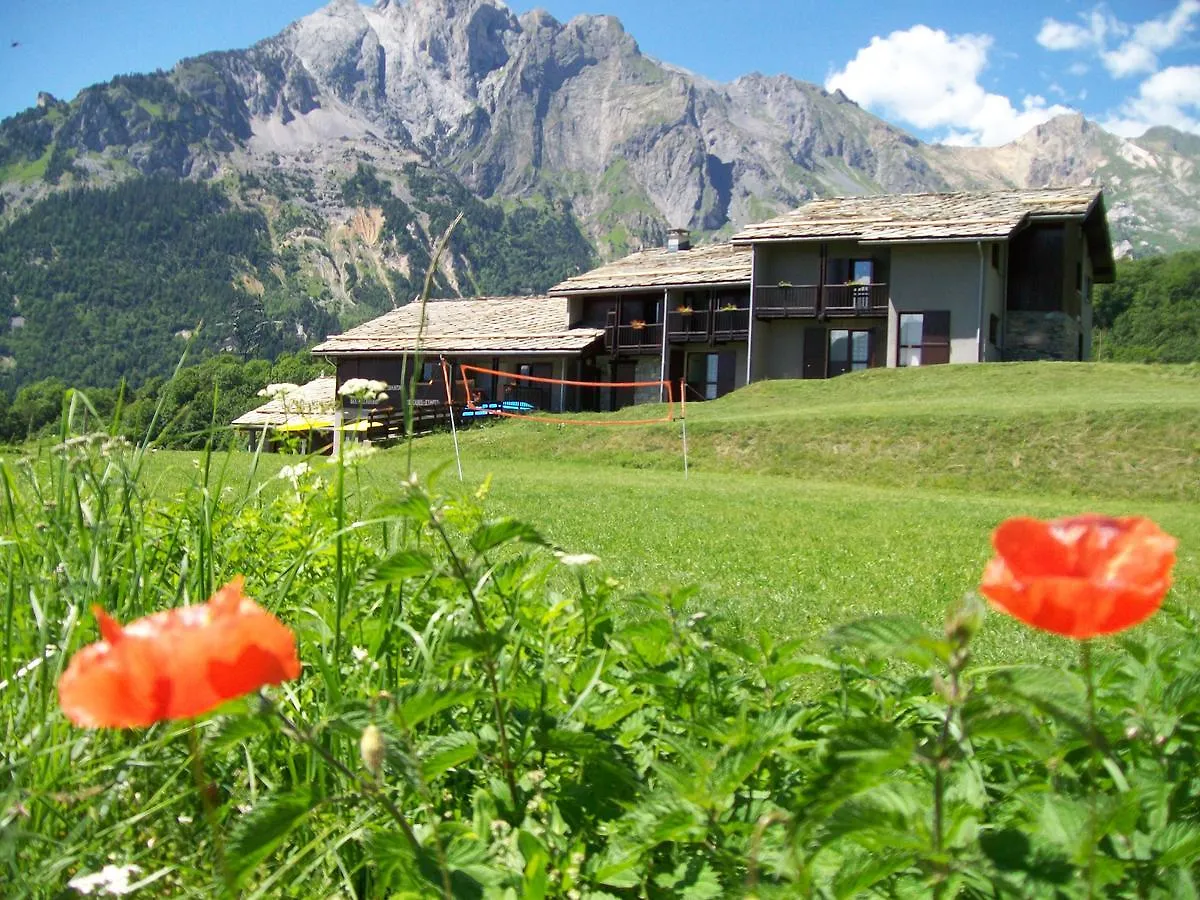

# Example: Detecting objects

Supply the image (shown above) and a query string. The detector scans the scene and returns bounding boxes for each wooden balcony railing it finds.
[755,285,820,317]
[605,320,664,353]
[666,310,710,341]
[822,283,889,315]
[754,283,888,317]
[711,308,750,341]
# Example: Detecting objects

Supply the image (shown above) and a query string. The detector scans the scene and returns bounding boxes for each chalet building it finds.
[732,187,1115,381]
[310,296,605,411]
[549,235,752,404]
[298,187,1115,423]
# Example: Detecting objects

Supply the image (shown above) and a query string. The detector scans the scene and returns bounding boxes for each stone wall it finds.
[1003,311,1082,362]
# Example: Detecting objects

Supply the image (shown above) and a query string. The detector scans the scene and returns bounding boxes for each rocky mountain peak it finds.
[1,0,1198,257]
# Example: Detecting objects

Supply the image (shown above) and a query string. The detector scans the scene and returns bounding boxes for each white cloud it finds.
[1039,2,1200,78]
[1104,65,1200,135]
[826,25,1073,146]
[1037,10,1113,51]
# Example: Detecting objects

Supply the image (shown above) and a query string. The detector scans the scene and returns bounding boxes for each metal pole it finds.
[441,358,464,483]
[680,378,689,480]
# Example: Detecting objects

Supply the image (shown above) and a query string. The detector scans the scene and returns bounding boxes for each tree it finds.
[1094,250,1200,362]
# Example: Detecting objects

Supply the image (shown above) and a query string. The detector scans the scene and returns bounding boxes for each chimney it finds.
[667,228,691,252]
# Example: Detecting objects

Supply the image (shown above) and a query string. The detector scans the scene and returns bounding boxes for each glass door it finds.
[828,329,873,376]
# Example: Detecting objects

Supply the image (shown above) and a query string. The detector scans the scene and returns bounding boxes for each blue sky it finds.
[1,0,1197,144]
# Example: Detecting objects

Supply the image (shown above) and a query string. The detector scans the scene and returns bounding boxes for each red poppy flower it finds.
[58,578,300,728]
[980,515,1177,639]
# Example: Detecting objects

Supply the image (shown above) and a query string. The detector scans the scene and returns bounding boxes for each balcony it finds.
[666,309,711,341]
[605,313,664,354]
[755,285,820,317]
[711,308,749,341]
[823,283,889,316]
[754,283,889,317]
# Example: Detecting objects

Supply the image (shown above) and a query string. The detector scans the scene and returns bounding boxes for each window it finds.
[897,311,951,366]
[580,299,616,328]
[991,244,1000,270]
[989,313,1000,347]
[686,352,735,400]
[828,328,873,376]
[898,314,924,367]
[828,258,875,284]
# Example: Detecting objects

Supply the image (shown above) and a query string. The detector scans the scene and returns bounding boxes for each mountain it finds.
[0,0,1198,390]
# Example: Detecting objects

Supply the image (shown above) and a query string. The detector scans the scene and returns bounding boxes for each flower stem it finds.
[263,697,453,900]
[186,725,236,897]
[1081,639,1097,900]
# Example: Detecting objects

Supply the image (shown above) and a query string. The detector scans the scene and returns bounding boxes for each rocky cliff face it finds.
[1,0,1198,257]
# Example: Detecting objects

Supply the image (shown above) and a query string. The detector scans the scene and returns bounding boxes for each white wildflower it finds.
[330,443,377,467]
[68,863,142,896]
[258,382,301,400]
[176,815,193,825]
[338,378,388,400]
[351,646,370,663]
[555,551,600,568]
[277,462,311,482]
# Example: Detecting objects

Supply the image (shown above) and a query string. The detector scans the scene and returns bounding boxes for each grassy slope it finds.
[169,362,1198,666]
[442,362,1200,502]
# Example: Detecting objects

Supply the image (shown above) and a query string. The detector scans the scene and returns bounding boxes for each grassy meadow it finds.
[3,360,1199,896]
[156,360,1197,662]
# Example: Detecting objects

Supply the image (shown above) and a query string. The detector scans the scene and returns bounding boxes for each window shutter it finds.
[921,311,951,365]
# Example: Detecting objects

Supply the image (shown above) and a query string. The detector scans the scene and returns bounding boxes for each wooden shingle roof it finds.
[550,243,751,294]
[732,187,1104,244]
[232,376,336,429]
[311,296,603,356]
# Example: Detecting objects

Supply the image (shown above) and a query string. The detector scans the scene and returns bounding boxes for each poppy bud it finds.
[360,724,385,778]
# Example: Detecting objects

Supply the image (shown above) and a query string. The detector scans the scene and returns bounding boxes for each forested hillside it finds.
[1094,250,1200,363]
[0,163,595,393]
[0,351,328,448]
[0,178,334,390]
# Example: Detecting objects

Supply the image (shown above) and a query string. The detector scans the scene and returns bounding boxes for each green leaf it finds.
[654,860,724,899]
[1163,673,1200,715]
[832,849,918,899]
[590,845,643,888]
[469,517,548,554]
[518,829,549,900]
[827,615,944,666]
[372,493,432,524]
[396,686,480,730]
[225,788,313,885]
[1153,822,1200,867]
[418,731,478,780]
[369,549,436,584]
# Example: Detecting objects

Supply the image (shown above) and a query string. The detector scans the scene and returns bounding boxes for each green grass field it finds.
[7,361,1200,896]
[147,361,1200,665]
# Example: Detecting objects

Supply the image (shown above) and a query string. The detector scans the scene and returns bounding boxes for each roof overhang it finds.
[1081,194,1116,283]
[315,345,602,359]
[551,280,750,296]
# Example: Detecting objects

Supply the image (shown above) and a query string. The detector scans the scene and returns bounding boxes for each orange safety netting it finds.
[455,363,677,427]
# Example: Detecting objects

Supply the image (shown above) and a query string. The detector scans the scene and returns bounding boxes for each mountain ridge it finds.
[0,0,1197,392]
[2,0,1197,255]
